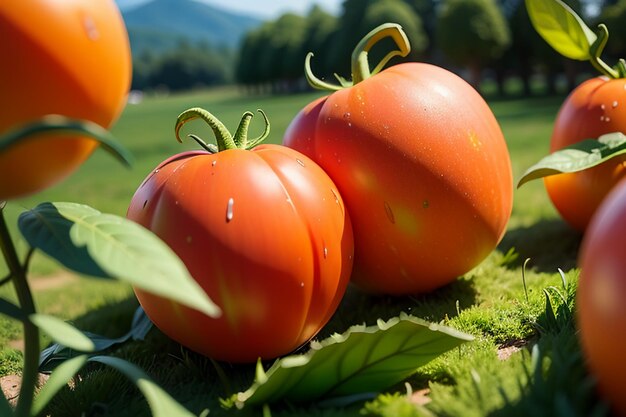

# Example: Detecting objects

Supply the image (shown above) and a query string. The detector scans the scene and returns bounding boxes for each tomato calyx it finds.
[175,107,271,153]
[305,22,411,91]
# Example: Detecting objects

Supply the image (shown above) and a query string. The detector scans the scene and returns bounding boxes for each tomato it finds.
[283,25,512,295]
[577,177,626,416]
[0,0,131,200]
[544,76,626,232]
[127,110,353,363]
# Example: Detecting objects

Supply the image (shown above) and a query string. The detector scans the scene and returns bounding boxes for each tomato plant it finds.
[577,177,626,417]
[523,0,626,231]
[283,24,512,295]
[543,76,626,231]
[0,0,131,200]
[127,108,353,363]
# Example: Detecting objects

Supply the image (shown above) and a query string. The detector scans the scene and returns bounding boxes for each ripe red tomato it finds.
[577,177,626,417]
[284,62,513,295]
[0,0,131,200]
[127,141,353,363]
[544,76,626,232]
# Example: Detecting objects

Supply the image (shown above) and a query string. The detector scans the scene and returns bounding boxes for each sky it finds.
[116,0,343,19]
[200,0,342,18]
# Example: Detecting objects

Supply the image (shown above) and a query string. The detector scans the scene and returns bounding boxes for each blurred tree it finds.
[150,41,230,90]
[299,5,338,82]
[436,0,511,90]
[131,49,157,90]
[236,21,275,91]
[598,0,626,59]
[403,0,438,59]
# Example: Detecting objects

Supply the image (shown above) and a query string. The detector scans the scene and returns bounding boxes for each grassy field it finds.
[1,86,610,416]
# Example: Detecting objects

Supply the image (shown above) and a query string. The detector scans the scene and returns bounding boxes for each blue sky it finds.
[116,0,342,18]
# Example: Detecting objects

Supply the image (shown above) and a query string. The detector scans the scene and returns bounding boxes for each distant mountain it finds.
[118,0,263,54]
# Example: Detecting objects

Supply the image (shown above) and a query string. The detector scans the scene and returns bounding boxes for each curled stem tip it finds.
[245,109,271,149]
[589,24,620,79]
[305,22,412,91]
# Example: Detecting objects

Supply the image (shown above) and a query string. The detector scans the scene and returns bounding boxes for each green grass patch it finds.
[2,88,608,416]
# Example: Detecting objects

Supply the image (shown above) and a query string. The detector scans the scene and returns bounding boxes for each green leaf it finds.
[88,355,196,417]
[0,297,25,321]
[227,313,473,408]
[0,115,133,167]
[18,202,221,318]
[29,314,96,352]
[31,355,88,417]
[517,132,626,187]
[39,306,153,373]
[525,0,596,60]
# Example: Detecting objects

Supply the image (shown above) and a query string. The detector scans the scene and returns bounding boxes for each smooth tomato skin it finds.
[544,76,626,232]
[577,178,626,417]
[284,63,513,295]
[0,0,131,200]
[127,145,353,363]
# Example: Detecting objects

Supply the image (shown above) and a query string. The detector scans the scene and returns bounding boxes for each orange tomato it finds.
[0,0,131,200]
[544,76,626,232]
[127,146,353,363]
[284,63,513,295]
[577,177,626,417]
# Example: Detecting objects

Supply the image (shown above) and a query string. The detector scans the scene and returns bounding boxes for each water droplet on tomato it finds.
[613,101,619,108]
[384,202,395,224]
[186,236,192,243]
[601,104,606,111]
[605,116,611,122]
[423,200,430,209]
[323,247,328,259]
[343,112,351,120]
[330,188,340,204]
[154,169,160,173]
[83,15,100,40]
[226,198,234,222]
[300,282,305,288]
[212,160,217,167]
[296,158,305,167]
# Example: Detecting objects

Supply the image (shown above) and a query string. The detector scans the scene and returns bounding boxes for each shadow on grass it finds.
[318,277,478,339]
[498,219,583,273]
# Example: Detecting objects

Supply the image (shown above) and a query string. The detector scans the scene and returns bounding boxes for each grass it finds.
[1,86,611,416]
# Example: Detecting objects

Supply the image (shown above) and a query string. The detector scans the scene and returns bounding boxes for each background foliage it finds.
[124,0,626,93]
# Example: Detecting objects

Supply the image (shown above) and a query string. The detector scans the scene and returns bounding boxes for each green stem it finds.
[0,202,40,417]
[589,24,620,79]
[617,59,626,78]
[305,23,411,91]
[175,108,269,151]
[351,23,411,84]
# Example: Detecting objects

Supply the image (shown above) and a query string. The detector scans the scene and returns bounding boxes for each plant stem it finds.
[0,202,40,417]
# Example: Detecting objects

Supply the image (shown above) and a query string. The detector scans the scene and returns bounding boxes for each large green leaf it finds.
[30,314,96,352]
[31,355,88,417]
[525,0,596,60]
[88,355,196,417]
[227,313,474,408]
[518,132,626,187]
[0,388,13,417]
[18,202,221,318]
[39,306,153,372]
[0,115,132,167]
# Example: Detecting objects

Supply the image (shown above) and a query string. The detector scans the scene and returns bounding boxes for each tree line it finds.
[235,0,626,95]
[129,0,625,94]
